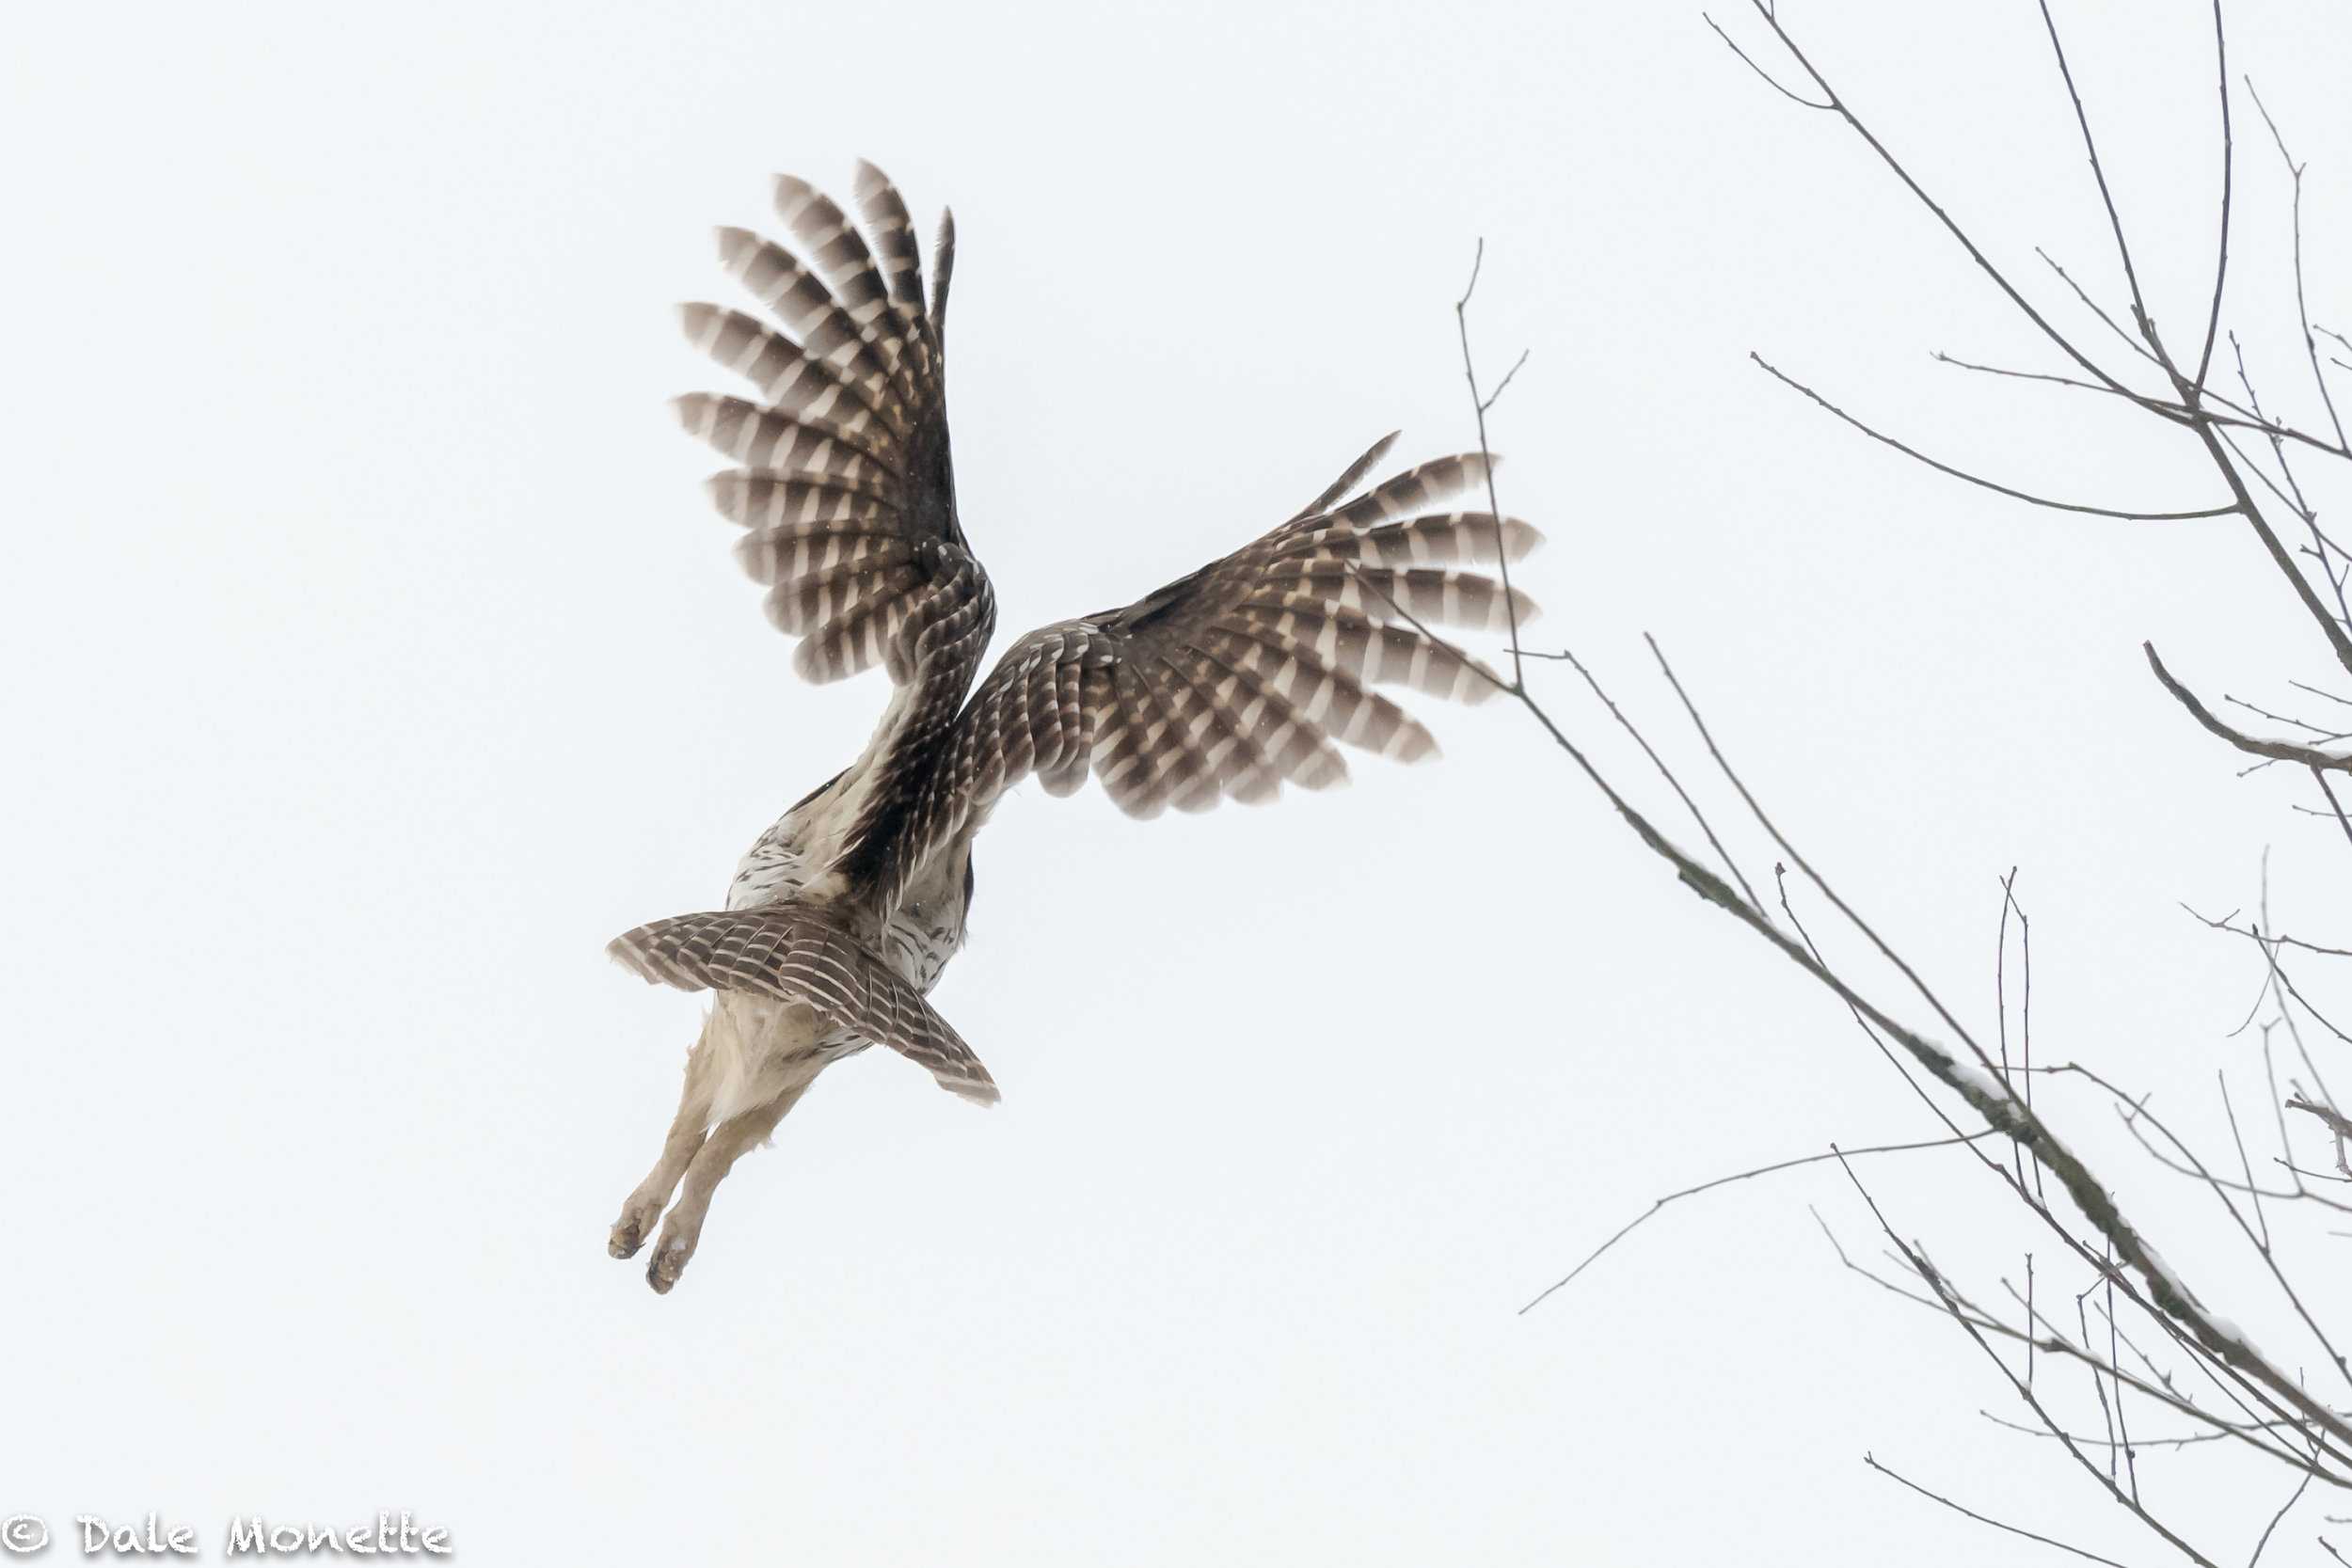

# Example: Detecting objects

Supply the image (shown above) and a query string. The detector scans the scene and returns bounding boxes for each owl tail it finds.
[608,904,998,1106]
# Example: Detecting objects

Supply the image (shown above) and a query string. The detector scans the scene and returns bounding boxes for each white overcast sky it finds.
[5,2,2349,1563]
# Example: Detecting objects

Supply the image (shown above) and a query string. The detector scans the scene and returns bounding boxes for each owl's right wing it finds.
[832,437,1544,908]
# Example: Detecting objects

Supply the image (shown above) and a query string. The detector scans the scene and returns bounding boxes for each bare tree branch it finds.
[2145,643,2352,772]
[1736,0,2142,400]
[1500,9,2352,1559]
[2290,1096,2352,1145]
[1863,1453,2145,1568]
[1519,1132,1993,1314]
[1751,356,2237,520]
[1702,10,1833,110]
[2190,0,2234,393]
[2246,79,2349,451]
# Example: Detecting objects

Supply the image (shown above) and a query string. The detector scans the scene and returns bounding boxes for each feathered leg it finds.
[608,1023,727,1260]
[644,1082,811,1294]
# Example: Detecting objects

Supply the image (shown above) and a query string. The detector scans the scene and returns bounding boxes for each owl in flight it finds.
[608,164,1541,1291]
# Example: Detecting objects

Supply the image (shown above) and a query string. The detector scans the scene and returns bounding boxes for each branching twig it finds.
[1495,8,2352,1560]
[1751,356,2237,521]
[1519,1132,1993,1314]
[1864,1454,2142,1568]
[2145,644,2352,772]
[2290,1096,2352,1145]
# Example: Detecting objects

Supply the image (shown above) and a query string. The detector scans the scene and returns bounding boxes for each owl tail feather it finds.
[608,905,997,1106]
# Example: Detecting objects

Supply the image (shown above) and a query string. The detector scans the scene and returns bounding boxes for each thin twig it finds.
[2247,1446,2319,1568]
[1703,11,1833,110]
[1739,0,2141,399]
[2246,80,2347,451]
[1863,1454,2141,1568]
[1455,241,1527,693]
[1931,347,2349,458]
[2314,769,2352,857]
[1554,645,1768,916]
[1518,1132,1992,1313]
[1837,1156,2225,1565]
[2039,247,2164,369]
[2038,0,2160,356]
[1752,356,2236,520]
[2191,0,2233,393]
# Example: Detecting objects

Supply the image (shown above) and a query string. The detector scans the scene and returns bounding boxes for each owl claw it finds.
[645,1228,697,1293]
[609,1194,667,1259]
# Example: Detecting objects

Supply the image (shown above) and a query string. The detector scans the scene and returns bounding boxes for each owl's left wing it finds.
[674,162,975,688]
[833,437,1543,907]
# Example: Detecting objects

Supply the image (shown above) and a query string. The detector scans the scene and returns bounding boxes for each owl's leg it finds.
[608,1024,725,1260]
[644,1080,811,1294]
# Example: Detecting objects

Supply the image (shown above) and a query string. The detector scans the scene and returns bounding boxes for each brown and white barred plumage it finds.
[606,163,1542,1291]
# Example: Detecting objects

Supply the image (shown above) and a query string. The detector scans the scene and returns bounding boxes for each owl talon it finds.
[645,1229,696,1293]
[609,1195,667,1259]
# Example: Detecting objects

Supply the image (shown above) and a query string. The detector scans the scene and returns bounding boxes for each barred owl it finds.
[608,164,1542,1291]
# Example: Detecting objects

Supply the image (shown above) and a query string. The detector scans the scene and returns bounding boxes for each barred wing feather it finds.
[678,163,966,687]
[840,438,1542,907]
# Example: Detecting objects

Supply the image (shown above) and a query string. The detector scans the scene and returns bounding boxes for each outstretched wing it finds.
[675,162,972,687]
[607,906,998,1105]
[835,439,1543,905]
